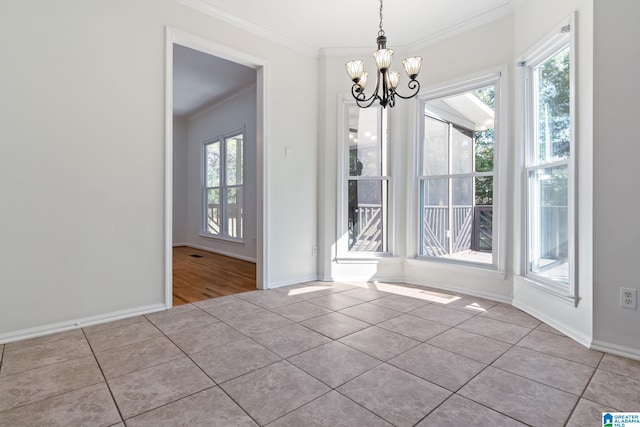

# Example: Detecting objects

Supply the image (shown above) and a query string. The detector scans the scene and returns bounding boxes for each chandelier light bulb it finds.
[358,72,369,90]
[345,60,364,83]
[402,56,423,79]
[387,71,400,89]
[373,49,394,71]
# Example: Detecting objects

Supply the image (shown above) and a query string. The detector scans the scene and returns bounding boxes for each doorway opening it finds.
[172,247,256,305]
[165,28,267,307]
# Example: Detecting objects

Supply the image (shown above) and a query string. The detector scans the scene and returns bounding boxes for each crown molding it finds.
[407,4,513,51]
[176,0,513,59]
[174,0,318,57]
[322,4,513,58]
[320,47,374,58]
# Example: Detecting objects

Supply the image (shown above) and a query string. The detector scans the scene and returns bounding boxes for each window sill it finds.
[515,275,578,307]
[335,254,401,264]
[199,233,244,246]
[406,257,506,280]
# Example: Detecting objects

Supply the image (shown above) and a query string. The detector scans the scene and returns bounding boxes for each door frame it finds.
[164,27,268,308]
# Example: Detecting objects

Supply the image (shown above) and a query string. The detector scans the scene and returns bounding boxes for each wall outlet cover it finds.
[620,288,637,309]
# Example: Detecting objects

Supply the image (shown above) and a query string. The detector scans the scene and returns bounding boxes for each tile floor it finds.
[0,281,639,426]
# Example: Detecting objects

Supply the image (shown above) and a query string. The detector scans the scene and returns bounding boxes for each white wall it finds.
[592,0,640,359]
[0,0,318,341]
[511,0,595,347]
[182,87,257,261]
[173,116,188,244]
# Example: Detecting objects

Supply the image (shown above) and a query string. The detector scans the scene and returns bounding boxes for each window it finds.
[522,18,574,294]
[342,105,389,254]
[419,80,500,267]
[204,131,244,241]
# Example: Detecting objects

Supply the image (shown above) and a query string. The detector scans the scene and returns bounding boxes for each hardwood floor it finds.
[172,246,256,306]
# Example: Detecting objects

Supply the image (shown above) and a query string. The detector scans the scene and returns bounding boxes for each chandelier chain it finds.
[378,0,384,37]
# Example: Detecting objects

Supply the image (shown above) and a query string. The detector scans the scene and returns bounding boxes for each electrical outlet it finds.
[620,288,637,309]
[312,245,317,256]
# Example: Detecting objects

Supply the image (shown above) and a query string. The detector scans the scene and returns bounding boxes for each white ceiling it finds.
[173,44,256,117]
[182,0,517,51]
[173,0,520,117]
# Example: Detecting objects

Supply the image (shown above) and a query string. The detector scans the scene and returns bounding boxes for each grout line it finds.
[0,336,107,415]
[119,385,219,424]
[264,389,335,425]
[334,306,405,326]
[2,329,85,354]
[81,328,126,425]
[107,317,217,420]
[0,379,108,416]
[214,386,262,426]
[134,317,262,425]
[438,337,524,423]
[487,363,587,397]
[2,284,634,425]
[0,354,94,380]
[437,391,531,426]
[574,362,621,412]
[509,333,603,368]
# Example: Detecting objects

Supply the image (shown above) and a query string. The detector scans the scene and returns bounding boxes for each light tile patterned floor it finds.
[1,281,639,426]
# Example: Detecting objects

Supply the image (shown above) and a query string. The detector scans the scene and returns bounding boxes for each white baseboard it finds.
[174,243,256,263]
[267,275,320,289]
[330,276,407,285]
[591,340,640,362]
[0,303,166,345]
[511,299,593,348]
[403,279,512,305]
[319,274,511,304]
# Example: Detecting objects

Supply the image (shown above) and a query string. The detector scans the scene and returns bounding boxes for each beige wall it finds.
[0,0,318,339]
[592,0,640,357]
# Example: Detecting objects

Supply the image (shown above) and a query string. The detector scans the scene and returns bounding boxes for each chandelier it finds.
[345,0,422,108]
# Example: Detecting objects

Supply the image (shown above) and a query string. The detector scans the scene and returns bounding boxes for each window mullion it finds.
[526,159,569,172]
[447,123,453,255]
[220,139,227,238]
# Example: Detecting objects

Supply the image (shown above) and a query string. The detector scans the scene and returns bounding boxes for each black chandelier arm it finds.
[351,84,375,103]
[356,95,383,109]
[353,86,381,108]
[391,79,421,100]
[386,91,396,108]
[351,85,381,109]
[351,68,385,108]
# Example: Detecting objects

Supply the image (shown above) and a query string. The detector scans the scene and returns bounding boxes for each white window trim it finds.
[410,68,508,276]
[202,127,246,243]
[336,97,394,259]
[516,13,578,304]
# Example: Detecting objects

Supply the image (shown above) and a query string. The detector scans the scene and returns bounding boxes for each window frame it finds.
[337,99,392,259]
[414,71,507,273]
[519,13,577,301]
[202,127,245,243]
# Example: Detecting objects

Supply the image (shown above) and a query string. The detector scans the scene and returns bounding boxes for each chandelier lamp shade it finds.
[346,0,422,108]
